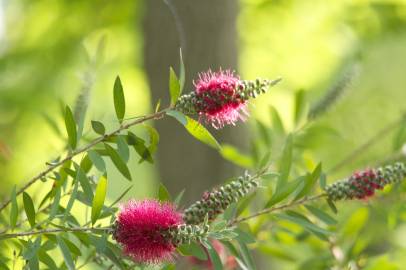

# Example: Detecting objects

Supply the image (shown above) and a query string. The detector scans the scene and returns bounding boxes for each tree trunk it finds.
[143,0,247,204]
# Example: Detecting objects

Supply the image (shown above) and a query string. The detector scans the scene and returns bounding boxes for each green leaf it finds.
[179,48,185,91]
[74,163,94,201]
[56,235,75,270]
[10,185,18,229]
[64,106,77,149]
[177,242,207,260]
[305,205,337,225]
[270,106,285,135]
[294,89,307,126]
[237,239,257,270]
[88,150,106,172]
[145,124,160,154]
[63,176,79,222]
[91,120,106,135]
[113,76,125,123]
[28,255,39,270]
[326,198,338,214]
[127,132,153,163]
[220,144,254,169]
[92,175,107,225]
[23,192,35,228]
[80,154,93,173]
[158,183,171,202]
[169,112,221,150]
[166,109,187,125]
[294,163,322,200]
[203,240,223,270]
[104,143,132,181]
[277,134,293,187]
[49,187,61,220]
[116,136,130,163]
[235,228,256,244]
[38,250,58,269]
[278,211,332,239]
[265,177,302,208]
[169,67,181,106]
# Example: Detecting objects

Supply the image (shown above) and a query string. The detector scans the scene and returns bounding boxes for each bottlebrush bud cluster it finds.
[183,172,259,225]
[175,69,281,129]
[326,162,406,201]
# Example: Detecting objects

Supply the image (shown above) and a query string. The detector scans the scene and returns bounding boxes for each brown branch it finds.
[0,110,167,212]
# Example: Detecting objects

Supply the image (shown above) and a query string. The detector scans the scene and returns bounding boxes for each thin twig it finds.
[0,110,167,212]
[328,113,406,174]
[230,194,327,225]
[0,226,110,240]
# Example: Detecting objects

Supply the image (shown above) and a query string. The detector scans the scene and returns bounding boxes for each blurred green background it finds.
[1,0,406,269]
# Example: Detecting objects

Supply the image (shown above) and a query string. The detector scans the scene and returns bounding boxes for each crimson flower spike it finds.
[175,69,281,129]
[325,162,406,201]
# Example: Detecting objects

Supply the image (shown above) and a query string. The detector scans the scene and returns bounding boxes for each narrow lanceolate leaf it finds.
[179,48,185,91]
[113,76,125,123]
[64,177,79,222]
[168,111,221,150]
[91,120,106,135]
[74,163,94,202]
[65,106,77,149]
[304,205,337,225]
[203,240,223,270]
[237,240,257,270]
[158,183,171,202]
[177,242,207,260]
[10,185,18,229]
[110,185,133,207]
[104,143,132,181]
[116,136,130,163]
[92,175,108,225]
[277,134,293,187]
[23,192,36,228]
[294,89,307,126]
[294,163,322,200]
[265,177,302,208]
[88,150,106,172]
[169,67,181,106]
[57,235,75,270]
[127,132,153,163]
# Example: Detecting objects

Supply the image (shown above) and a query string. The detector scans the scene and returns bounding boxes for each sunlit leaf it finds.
[294,89,307,126]
[64,105,77,149]
[23,192,35,228]
[168,111,221,149]
[113,76,125,123]
[92,175,107,225]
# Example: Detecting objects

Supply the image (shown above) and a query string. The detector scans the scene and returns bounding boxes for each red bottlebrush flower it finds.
[113,199,182,264]
[193,69,248,129]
